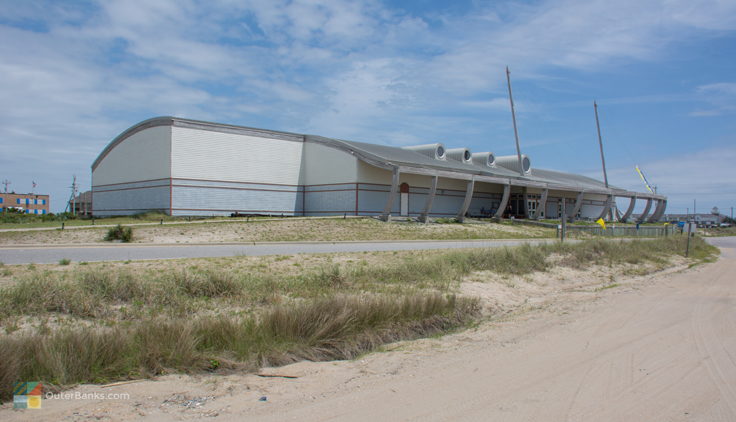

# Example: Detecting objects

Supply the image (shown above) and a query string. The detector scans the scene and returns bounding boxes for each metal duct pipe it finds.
[446,148,473,164]
[496,154,531,174]
[471,152,495,167]
[402,143,446,160]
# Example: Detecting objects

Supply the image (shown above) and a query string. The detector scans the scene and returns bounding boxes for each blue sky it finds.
[1,0,735,216]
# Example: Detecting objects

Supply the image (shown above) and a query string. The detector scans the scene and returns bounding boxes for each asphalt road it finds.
[707,236,736,249]
[0,239,558,265]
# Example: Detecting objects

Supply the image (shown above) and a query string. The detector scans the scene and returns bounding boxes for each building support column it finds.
[523,188,530,219]
[620,196,636,222]
[596,195,613,221]
[494,183,511,220]
[535,189,549,220]
[569,191,584,222]
[637,198,653,223]
[456,177,475,222]
[419,175,439,223]
[656,199,668,221]
[380,167,400,222]
[647,199,667,223]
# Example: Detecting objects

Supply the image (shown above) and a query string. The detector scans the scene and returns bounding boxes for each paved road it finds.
[0,239,558,264]
[707,235,736,249]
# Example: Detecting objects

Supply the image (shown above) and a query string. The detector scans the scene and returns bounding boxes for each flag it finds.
[596,218,606,230]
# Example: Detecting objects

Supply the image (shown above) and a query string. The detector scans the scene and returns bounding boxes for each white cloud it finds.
[690,82,736,116]
[604,146,736,213]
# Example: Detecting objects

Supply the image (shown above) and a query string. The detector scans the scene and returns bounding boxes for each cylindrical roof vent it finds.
[402,143,446,160]
[446,148,473,164]
[495,154,532,174]
[471,152,496,168]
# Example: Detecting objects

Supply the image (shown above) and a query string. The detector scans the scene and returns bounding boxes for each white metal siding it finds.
[92,126,171,186]
[171,126,303,185]
[301,142,358,185]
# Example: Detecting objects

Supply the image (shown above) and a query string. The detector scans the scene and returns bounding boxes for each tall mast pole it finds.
[593,101,609,188]
[506,67,525,176]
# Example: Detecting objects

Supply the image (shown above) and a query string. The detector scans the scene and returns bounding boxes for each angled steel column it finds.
[419,175,439,223]
[654,199,668,221]
[637,198,653,223]
[596,195,613,221]
[494,183,511,219]
[456,177,475,222]
[535,189,549,220]
[647,199,667,223]
[380,167,400,222]
[569,191,585,221]
[620,195,637,222]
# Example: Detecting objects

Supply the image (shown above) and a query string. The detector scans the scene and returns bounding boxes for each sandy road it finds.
[239,238,736,422]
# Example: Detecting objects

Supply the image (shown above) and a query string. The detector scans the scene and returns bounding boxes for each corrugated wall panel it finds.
[304,189,356,216]
[92,126,171,187]
[93,184,169,216]
[302,143,358,185]
[171,185,302,216]
[171,126,303,185]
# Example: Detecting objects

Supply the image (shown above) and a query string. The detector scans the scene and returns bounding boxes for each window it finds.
[42,210,46,214]
[34,209,39,214]
[0,197,3,204]
[25,198,30,205]
[16,198,21,204]
[42,199,46,205]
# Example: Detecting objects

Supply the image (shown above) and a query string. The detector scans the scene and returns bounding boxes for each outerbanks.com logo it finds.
[13,382,131,410]
[13,382,43,409]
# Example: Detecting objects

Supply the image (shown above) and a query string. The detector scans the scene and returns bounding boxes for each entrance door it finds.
[400,183,409,216]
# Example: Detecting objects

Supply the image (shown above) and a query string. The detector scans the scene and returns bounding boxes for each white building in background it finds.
[91,117,666,222]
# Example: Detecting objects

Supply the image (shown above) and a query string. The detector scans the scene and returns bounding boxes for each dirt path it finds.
[2,240,734,421]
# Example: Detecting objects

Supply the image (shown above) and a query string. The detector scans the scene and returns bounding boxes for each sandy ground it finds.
[0,218,551,245]
[2,244,734,421]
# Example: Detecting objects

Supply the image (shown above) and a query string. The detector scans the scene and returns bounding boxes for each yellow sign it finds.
[596,218,606,230]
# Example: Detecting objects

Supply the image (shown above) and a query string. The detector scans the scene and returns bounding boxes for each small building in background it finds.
[663,213,726,228]
[0,192,50,215]
[69,190,93,217]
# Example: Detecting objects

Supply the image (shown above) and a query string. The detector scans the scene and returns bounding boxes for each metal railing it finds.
[507,218,678,238]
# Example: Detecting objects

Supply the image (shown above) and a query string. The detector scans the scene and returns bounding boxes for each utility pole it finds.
[1,179,9,193]
[72,176,77,216]
[65,176,78,216]
[593,101,609,188]
[506,66,525,176]
[694,199,696,216]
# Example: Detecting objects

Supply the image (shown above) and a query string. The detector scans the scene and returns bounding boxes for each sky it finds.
[1,0,735,216]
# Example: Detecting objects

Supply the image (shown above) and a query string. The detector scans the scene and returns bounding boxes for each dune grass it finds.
[0,236,718,401]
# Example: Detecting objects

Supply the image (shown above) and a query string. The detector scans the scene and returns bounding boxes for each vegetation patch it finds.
[104,225,133,242]
[0,236,717,401]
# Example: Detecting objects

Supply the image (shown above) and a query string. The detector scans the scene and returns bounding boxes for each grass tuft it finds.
[104,225,133,242]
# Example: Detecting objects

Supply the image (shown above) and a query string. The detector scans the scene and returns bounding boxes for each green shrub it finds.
[104,225,133,242]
